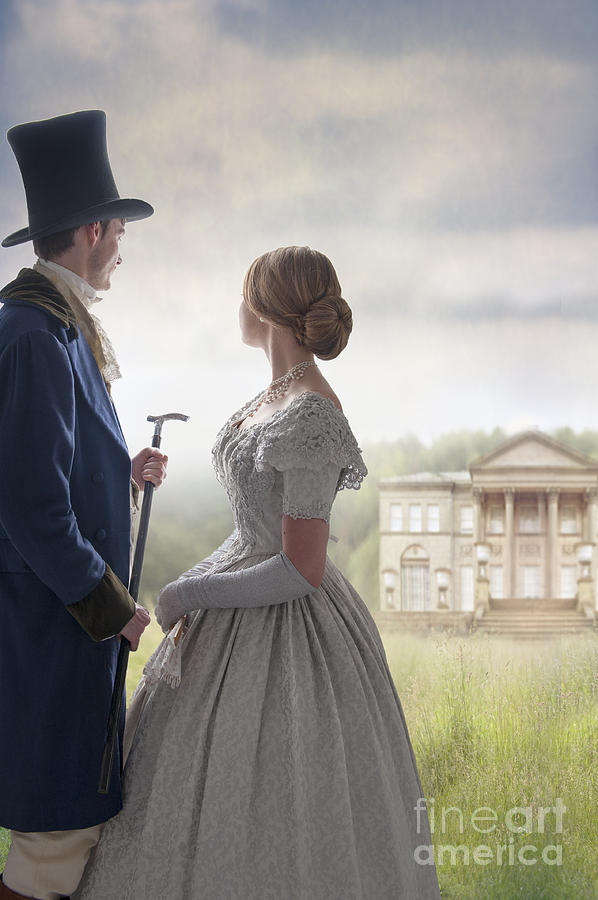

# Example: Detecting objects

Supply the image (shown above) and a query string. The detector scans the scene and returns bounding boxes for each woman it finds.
[76,246,441,899]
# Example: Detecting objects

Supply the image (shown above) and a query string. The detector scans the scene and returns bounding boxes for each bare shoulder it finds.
[313,389,343,412]
[296,371,343,412]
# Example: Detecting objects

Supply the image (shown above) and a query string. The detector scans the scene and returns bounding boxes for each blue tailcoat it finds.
[0,297,132,831]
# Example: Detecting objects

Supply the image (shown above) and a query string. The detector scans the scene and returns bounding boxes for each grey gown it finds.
[76,390,441,899]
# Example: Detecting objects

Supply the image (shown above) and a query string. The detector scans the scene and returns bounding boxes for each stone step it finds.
[479,629,594,634]
[478,613,593,622]
[481,615,592,623]
[489,599,578,612]
[475,619,596,635]
[474,605,597,637]
[373,609,597,637]
[473,631,593,640]
[477,622,595,631]
[476,623,594,630]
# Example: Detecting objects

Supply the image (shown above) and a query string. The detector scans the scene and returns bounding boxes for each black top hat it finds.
[2,109,153,248]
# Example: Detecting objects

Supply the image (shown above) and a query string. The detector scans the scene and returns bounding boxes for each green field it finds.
[382,630,598,899]
[2,627,597,899]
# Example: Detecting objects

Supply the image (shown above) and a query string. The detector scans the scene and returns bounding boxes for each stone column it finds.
[538,491,548,600]
[547,488,559,600]
[584,488,597,542]
[473,488,484,543]
[505,488,515,598]
[586,490,598,604]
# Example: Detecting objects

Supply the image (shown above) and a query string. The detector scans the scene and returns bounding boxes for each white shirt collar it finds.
[37,258,100,309]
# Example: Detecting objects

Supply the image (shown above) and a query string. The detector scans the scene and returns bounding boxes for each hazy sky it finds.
[1,0,597,477]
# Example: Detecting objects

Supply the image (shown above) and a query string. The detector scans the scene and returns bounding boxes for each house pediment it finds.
[470,432,596,472]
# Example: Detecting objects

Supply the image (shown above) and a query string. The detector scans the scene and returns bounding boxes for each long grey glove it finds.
[158,532,239,635]
[155,551,315,631]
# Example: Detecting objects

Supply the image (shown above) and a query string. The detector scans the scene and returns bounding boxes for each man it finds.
[0,110,167,900]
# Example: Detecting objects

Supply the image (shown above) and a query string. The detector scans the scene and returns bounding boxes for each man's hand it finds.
[132,447,168,490]
[119,602,151,650]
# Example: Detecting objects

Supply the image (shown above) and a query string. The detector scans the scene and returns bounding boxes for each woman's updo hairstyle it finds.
[243,246,353,361]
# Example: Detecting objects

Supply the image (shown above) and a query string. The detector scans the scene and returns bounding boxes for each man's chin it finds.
[87,276,111,292]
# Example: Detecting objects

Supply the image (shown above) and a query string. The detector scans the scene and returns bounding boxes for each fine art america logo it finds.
[413,798,565,867]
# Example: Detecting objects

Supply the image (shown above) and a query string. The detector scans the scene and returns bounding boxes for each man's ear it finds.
[82,221,102,248]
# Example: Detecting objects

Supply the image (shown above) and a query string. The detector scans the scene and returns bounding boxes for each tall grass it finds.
[2,629,597,899]
[384,630,598,899]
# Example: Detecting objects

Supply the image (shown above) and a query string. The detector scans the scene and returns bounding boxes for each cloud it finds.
[333,225,598,324]
[1,0,597,455]
[1,1,596,238]
[214,0,598,62]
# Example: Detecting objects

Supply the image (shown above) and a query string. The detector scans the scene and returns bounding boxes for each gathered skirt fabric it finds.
[76,555,441,899]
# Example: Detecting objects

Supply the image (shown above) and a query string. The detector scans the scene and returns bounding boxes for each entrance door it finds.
[522,565,541,599]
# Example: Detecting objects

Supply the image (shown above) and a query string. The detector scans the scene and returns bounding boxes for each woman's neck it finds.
[265,338,315,384]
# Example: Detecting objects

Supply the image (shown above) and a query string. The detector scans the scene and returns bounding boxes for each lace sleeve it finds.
[255,392,368,523]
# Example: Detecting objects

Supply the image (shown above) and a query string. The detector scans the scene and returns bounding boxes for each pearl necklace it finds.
[245,360,317,421]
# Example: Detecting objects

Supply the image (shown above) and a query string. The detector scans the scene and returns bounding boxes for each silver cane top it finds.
[147,413,190,437]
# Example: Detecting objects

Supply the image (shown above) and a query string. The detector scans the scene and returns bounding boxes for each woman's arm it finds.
[282,514,329,589]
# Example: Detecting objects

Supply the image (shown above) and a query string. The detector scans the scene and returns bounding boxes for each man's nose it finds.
[116,255,122,266]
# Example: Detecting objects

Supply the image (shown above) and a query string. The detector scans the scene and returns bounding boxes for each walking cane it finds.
[98,412,189,794]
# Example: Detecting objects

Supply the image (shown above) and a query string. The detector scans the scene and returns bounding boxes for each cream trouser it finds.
[3,823,102,899]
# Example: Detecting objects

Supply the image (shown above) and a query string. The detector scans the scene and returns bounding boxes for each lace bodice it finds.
[210,390,368,559]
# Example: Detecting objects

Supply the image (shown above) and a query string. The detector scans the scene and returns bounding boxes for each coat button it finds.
[95,528,107,541]
[92,471,105,484]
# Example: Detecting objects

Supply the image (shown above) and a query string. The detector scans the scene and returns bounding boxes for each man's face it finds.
[87,218,125,291]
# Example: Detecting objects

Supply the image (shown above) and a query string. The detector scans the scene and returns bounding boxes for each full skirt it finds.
[76,556,441,899]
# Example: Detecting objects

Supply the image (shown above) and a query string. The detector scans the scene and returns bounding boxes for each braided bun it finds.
[243,246,353,360]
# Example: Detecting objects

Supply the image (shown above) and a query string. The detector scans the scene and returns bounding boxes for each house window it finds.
[390,504,402,532]
[427,505,440,533]
[460,566,474,611]
[460,506,473,534]
[560,566,577,599]
[522,566,541,599]
[488,505,504,535]
[560,507,577,535]
[489,565,504,599]
[519,504,540,534]
[409,504,422,533]
[401,564,430,611]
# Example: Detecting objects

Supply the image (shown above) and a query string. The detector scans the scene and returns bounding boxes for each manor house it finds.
[377,431,598,636]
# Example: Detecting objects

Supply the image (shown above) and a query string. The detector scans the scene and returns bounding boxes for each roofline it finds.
[469,430,598,469]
